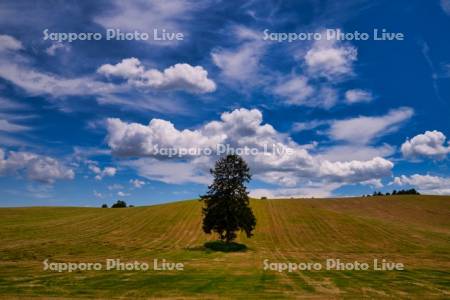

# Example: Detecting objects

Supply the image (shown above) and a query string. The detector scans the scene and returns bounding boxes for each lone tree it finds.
[201,154,256,243]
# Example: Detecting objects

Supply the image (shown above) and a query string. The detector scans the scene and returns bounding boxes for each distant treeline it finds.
[364,189,420,197]
[101,200,134,208]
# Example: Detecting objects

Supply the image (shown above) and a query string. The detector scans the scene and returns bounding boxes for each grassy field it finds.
[0,195,449,299]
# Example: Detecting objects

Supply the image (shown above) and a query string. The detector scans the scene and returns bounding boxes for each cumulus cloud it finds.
[345,89,373,104]
[0,148,74,184]
[393,174,450,195]
[106,108,394,193]
[401,130,450,160]
[130,179,146,188]
[98,58,216,93]
[327,107,414,144]
[304,37,357,79]
[88,164,117,180]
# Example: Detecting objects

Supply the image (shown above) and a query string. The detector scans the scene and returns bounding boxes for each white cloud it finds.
[45,42,70,56]
[211,26,266,86]
[130,179,146,188]
[360,179,383,189]
[0,97,29,110]
[273,76,315,106]
[94,0,199,46]
[123,158,210,185]
[273,76,339,109]
[0,148,74,184]
[293,109,409,162]
[108,184,123,190]
[0,35,23,52]
[98,58,216,93]
[0,60,123,98]
[327,107,414,144]
[88,164,117,180]
[117,191,130,197]
[304,36,357,79]
[94,190,104,198]
[401,130,450,160]
[393,174,450,195]
[273,29,360,108]
[345,89,373,104]
[319,157,393,183]
[250,183,341,199]
[106,108,394,192]
[0,35,122,98]
[441,0,450,15]
[0,119,30,133]
[0,35,202,115]
[317,144,396,162]
[292,120,328,132]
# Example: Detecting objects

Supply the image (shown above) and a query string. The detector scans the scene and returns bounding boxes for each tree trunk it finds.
[225,230,232,243]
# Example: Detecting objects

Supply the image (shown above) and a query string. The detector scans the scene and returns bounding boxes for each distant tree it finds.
[395,188,420,195]
[111,200,127,208]
[392,190,397,195]
[201,154,256,243]
[260,196,267,200]
[385,192,391,196]
[101,204,108,208]
[128,205,134,207]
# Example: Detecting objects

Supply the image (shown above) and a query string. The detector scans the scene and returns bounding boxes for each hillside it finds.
[0,196,449,299]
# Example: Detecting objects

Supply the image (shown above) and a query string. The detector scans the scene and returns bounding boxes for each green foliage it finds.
[101,204,108,208]
[200,154,256,243]
[111,200,127,208]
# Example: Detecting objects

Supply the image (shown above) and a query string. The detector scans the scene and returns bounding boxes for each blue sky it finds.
[0,0,450,207]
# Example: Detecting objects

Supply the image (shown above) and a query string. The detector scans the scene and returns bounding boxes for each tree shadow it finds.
[203,240,247,252]
[185,241,248,253]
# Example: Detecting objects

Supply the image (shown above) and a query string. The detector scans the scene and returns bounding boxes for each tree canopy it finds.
[200,154,256,243]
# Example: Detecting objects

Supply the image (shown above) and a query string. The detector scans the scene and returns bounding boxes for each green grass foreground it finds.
[0,195,449,299]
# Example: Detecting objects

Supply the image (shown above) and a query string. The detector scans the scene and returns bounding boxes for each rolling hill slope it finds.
[0,195,449,299]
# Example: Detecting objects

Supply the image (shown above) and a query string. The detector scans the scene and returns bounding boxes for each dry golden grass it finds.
[0,195,449,299]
